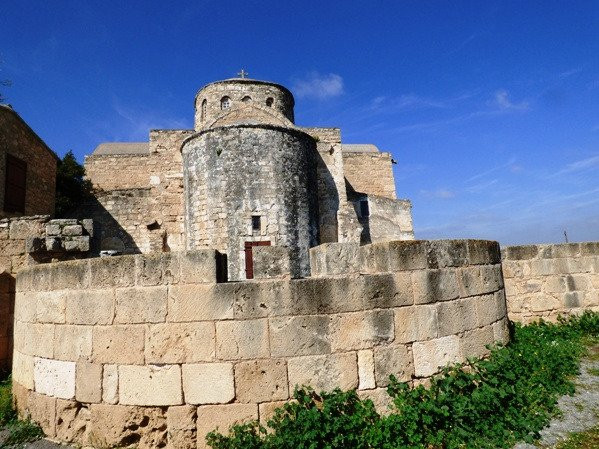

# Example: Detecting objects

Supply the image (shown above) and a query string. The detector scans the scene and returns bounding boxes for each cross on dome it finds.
[237,69,249,79]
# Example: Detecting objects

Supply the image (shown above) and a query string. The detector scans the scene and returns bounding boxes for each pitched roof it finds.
[341,144,380,153]
[92,142,149,156]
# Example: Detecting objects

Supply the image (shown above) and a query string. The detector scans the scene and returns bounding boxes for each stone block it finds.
[63,224,83,236]
[357,349,376,390]
[288,276,363,315]
[235,359,289,403]
[196,404,258,449]
[530,259,556,276]
[89,404,167,448]
[136,252,180,286]
[467,240,501,265]
[25,237,45,254]
[552,243,581,258]
[358,388,393,415]
[287,352,358,392]
[18,323,54,358]
[374,344,414,386]
[54,325,92,361]
[102,364,118,404]
[9,219,44,240]
[75,362,102,403]
[168,284,233,322]
[28,391,56,437]
[45,223,61,236]
[119,364,182,406]
[35,290,65,324]
[394,304,438,343]
[259,400,289,427]
[115,286,167,324]
[182,363,234,404]
[253,246,291,279]
[45,237,62,251]
[492,318,510,345]
[12,351,34,389]
[360,272,412,309]
[269,315,330,357]
[17,265,51,292]
[55,399,90,443]
[330,310,394,351]
[49,260,89,290]
[89,255,136,288]
[413,335,462,377]
[167,405,197,449]
[14,291,38,322]
[216,319,269,360]
[460,326,494,359]
[179,250,217,283]
[145,322,215,363]
[412,269,459,304]
[34,357,76,399]
[92,325,145,364]
[81,219,94,237]
[503,245,538,261]
[436,298,477,336]
[65,289,114,325]
[427,240,468,268]
[12,381,30,418]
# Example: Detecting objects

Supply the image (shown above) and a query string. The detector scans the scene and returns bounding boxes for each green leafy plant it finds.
[0,378,43,448]
[55,150,93,217]
[207,311,599,449]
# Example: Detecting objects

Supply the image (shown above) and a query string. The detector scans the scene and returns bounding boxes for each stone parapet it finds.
[12,240,507,448]
[502,241,599,323]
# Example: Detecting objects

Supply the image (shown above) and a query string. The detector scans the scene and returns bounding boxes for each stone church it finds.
[83,75,414,280]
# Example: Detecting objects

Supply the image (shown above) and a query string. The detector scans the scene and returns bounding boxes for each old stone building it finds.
[0,105,58,218]
[84,76,414,280]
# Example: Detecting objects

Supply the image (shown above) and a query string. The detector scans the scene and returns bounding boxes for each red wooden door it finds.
[244,241,271,279]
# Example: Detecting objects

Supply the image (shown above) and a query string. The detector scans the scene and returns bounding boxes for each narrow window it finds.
[201,99,207,121]
[4,154,27,213]
[241,96,252,103]
[221,96,231,110]
[265,97,274,107]
[251,215,261,231]
[359,199,370,218]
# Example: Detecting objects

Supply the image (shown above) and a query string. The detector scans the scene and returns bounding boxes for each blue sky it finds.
[2,1,599,245]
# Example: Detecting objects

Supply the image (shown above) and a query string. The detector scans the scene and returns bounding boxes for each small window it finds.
[221,96,231,109]
[4,154,27,213]
[265,97,274,107]
[201,99,207,121]
[359,199,370,218]
[251,215,261,231]
[241,96,252,103]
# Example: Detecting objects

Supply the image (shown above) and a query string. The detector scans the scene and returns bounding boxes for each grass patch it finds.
[207,311,599,449]
[556,425,599,449]
[587,367,599,376]
[0,378,43,448]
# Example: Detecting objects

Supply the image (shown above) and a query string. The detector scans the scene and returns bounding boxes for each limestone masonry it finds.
[3,76,599,448]
[83,77,414,279]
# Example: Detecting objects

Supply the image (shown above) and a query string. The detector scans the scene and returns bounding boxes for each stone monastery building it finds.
[84,75,414,280]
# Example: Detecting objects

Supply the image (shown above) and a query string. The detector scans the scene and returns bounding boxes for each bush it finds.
[207,312,599,449]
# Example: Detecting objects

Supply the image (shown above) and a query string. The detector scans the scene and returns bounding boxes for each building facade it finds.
[84,77,414,280]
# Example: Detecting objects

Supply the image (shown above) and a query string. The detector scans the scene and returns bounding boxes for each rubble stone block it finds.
[55,399,90,443]
[34,357,76,399]
[287,352,358,392]
[216,319,269,360]
[182,363,234,405]
[413,335,462,377]
[119,364,182,406]
[197,404,258,449]
[235,359,289,403]
[374,344,413,386]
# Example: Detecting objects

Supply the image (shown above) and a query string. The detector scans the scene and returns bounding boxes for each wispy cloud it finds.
[466,157,518,183]
[491,90,529,111]
[112,98,188,140]
[559,154,599,174]
[292,72,344,99]
[558,67,583,79]
[420,189,456,199]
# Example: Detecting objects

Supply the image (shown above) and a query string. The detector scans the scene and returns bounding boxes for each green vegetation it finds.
[207,312,599,449]
[556,425,599,449]
[0,378,43,448]
[55,150,93,217]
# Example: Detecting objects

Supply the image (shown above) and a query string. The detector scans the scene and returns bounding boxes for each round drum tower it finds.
[183,78,319,280]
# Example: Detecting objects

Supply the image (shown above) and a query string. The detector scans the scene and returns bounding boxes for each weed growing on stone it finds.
[207,312,599,449]
[0,378,43,448]
[555,425,599,449]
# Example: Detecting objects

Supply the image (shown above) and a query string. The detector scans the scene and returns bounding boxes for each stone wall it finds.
[356,195,414,243]
[0,106,57,218]
[503,242,599,323]
[12,239,508,448]
[183,125,320,280]
[342,151,397,199]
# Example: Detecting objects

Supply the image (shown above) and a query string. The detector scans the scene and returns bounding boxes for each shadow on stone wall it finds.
[0,271,15,376]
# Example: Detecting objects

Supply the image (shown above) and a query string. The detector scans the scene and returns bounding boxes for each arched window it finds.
[265,97,274,107]
[201,99,207,122]
[241,96,252,103]
[221,96,231,110]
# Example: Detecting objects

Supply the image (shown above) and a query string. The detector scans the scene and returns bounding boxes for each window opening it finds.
[359,199,370,218]
[221,96,231,109]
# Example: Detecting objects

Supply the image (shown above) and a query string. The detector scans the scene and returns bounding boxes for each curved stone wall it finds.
[503,242,599,323]
[194,79,295,129]
[12,240,508,448]
[182,125,319,280]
